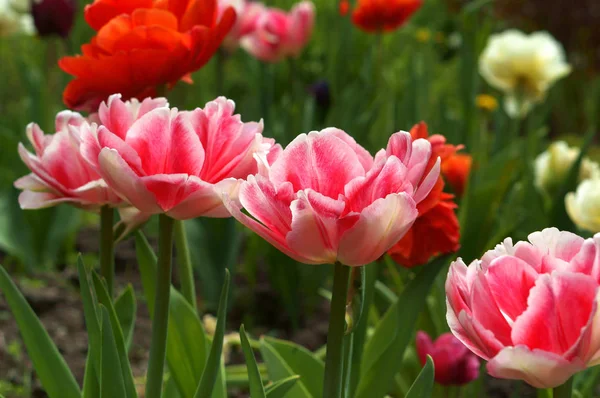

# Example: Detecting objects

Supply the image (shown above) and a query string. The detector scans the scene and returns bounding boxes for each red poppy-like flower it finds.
[351,0,422,33]
[387,122,465,267]
[442,153,472,197]
[58,0,236,111]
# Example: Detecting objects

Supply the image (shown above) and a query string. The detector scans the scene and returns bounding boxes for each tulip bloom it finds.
[446,228,600,388]
[81,95,274,219]
[218,0,264,52]
[416,331,480,386]
[566,179,600,233]
[59,0,236,110]
[388,123,462,267]
[14,111,121,210]
[351,0,422,33]
[241,1,314,63]
[224,128,440,266]
[31,0,76,38]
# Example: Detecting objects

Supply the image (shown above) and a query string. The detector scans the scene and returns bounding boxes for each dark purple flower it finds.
[308,80,331,110]
[31,0,76,38]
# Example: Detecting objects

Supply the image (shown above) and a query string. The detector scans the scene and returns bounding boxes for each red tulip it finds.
[31,0,77,38]
[446,228,600,388]
[351,0,422,33]
[59,0,236,111]
[241,1,314,62]
[80,95,275,219]
[223,128,440,266]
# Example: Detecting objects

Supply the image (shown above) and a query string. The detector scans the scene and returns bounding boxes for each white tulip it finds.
[566,179,600,233]
[534,141,600,195]
[479,30,571,118]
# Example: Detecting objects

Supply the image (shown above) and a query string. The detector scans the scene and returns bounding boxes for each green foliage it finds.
[405,356,435,398]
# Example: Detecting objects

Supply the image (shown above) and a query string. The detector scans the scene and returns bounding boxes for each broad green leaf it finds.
[83,350,100,398]
[240,325,266,398]
[0,265,80,398]
[355,257,447,398]
[194,270,231,398]
[77,257,102,379]
[115,285,137,351]
[405,356,434,398]
[93,274,137,398]
[136,231,210,397]
[100,305,127,398]
[164,376,183,398]
[265,376,301,398]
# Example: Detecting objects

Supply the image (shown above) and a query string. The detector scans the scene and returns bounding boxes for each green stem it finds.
[174,220,196,310]
[145,214,175,398]
[552,378,573,398]
[323,262,351,398]
[216,49,226,96]
[99,206,115,298]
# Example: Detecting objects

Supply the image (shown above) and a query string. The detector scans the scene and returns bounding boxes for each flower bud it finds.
[32,0,77,38]
[566,178,600,233]
[415,331,480,386]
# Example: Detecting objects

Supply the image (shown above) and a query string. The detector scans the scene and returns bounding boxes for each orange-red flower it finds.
[339,0,350,16]
[442,153,472,197]
[59,0,236,111]
[351,0,422,33]
[388,122,468,267]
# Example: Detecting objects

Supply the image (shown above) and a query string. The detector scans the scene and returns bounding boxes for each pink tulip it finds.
[241,1,315,62]
[223,128,440,266]
[15,110,121,210]
[81,95,275,219]
[415,331,480,386]
[446,227,600,388]
[219,0,265,52]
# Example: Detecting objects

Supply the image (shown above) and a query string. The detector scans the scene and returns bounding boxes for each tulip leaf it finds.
[265,375,301,398]
[99,305,127,398]
[136,231,218,397]
[0,265,80,398]
[194,270,231,398]
[356,257,447,398]
[92,273,137,398]
[259,336,324,398]
[240,325,266,398]
[114,284,137,351]
[77,256,102,380]
[82,351,100,398]
[405,356,435,398]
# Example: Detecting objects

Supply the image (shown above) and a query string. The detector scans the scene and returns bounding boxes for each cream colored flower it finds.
[534,141,600,195]
[479,30,571,118]
[566,179,600,233]
[0,0,34,37]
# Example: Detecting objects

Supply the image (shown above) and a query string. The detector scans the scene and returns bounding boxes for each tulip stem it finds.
[323,262,351,398]
[145,214,175,398]
[174,220,197,311]
[552,378,573,398]
[99,206,115,298]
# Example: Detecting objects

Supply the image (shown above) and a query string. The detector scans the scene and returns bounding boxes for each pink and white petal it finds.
[98,94,135,139]
[386,131,412,163]
[285,190,344,264]
[55,110,85,133]
[487,345,585,388]
[447,306,505,360]
[470,271,513,346]
[166,177,233,219]
[512,272,598,356]
[114,207,152,242]
[14,174,49,191]
[18,143,67,195]
[96,126,145,174]
[40,130,93,189]
[528,228,585,262]
[270,131,366,199]
[413,157,441,203]
[18,191,77,209]
[97,148,161,213]
[238,175,294,237]
[26,123,50,156]
[141,174,190,213]
[405,138,433,187]
[323,128,373,171]
[338,192,417,266]
[570,237,600,283]
[163,112,205,176]
[72,179,121,205]
[137,97,169,118]
[481,238,515,269]
[79,122,103,170]
[223,191,318,264]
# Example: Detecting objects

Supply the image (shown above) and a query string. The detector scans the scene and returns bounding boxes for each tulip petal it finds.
[487,345,585,388]
[166,177,234,219]
[338,192,417,266]
[18,191,74,209]
[528,228,585,262]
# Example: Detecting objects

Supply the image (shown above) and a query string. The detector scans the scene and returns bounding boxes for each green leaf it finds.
[99,305,127,398]
[77,257,102,380]
[114,285,137,351]
[240,325,266,398]
[82,351,100,398]
[259,336,324,398]
[93,273,137,398]
[405,356,434,398]
[136,231,210,397]
[194,270,231,398]
[265,376,301,398]
[355,257,447,398]
[0,265,80,398]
